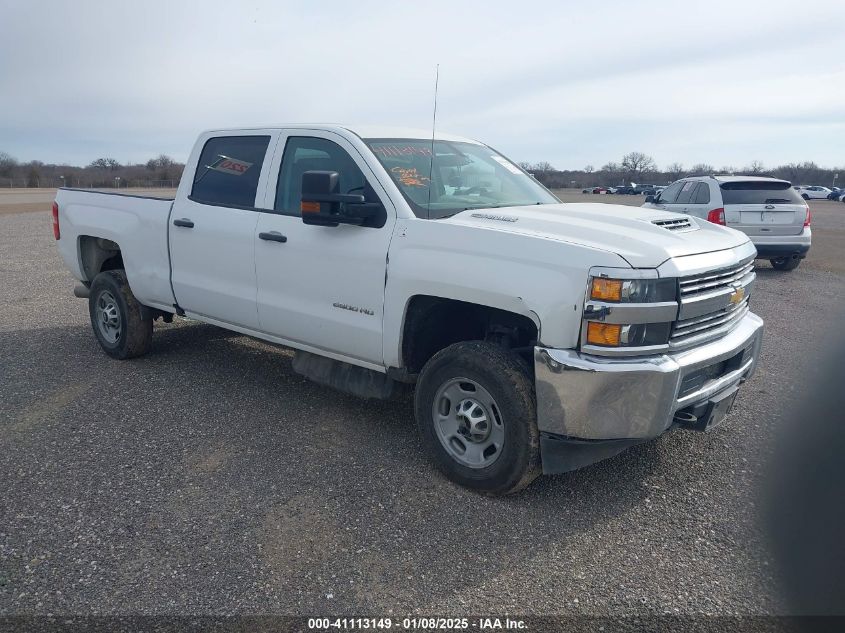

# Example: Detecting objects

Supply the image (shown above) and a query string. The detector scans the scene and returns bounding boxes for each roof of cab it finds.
[202,124,481,144]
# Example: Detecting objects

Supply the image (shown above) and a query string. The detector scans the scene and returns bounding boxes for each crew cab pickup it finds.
[53,125,764,494]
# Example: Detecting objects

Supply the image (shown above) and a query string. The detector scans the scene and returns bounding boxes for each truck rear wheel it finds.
[88,270,152,359]
[414,341,541,494]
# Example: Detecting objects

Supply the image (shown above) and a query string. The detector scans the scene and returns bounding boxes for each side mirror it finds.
[300,170,384,228]
[645,195,655,203]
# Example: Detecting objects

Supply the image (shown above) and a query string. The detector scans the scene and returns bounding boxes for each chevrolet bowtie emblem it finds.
[729,286,745,305]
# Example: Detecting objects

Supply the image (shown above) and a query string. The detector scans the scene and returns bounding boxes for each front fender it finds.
[382,220,628,367]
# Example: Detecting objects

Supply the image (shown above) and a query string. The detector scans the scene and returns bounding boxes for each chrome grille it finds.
[671,258,755,347]
[679,259,754,297]
[671,299,749,344]
[652,217,695,232]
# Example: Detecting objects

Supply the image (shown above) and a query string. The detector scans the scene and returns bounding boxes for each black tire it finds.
[88,270,152,359]
[801,193,810,200]
[414,341,541,495]
[770,256,801,271]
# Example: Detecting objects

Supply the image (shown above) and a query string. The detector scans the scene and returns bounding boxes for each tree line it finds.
[0,151,185,188]
[1,148,841,190]
[518,152,842,189]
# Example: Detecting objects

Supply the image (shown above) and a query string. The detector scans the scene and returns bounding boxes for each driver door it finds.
[253,132,396,367]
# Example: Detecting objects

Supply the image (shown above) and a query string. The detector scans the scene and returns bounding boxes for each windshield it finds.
[365,138,558,219]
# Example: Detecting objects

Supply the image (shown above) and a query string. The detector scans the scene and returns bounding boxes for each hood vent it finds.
[652,217,697,232]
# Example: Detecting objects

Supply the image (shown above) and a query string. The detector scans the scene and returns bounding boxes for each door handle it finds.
[173,218,194,228]
[259,231,287,243]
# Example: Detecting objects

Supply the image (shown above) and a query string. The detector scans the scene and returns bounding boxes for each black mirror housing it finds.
[300,170,386,228]
[302,170,340,201]
[645,195,655,203]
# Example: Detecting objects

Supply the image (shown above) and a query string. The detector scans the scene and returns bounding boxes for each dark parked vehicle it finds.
[827,187,842,200]
[615,185,636,195]
[633,183,658,195]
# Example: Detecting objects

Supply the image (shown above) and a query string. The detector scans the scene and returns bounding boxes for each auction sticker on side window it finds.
[490,155,522,175]
[212,155,252,176]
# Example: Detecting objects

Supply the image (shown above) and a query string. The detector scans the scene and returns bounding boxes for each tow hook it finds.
[674,410,698,425]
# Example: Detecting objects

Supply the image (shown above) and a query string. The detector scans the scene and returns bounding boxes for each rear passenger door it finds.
[170,132,276,329]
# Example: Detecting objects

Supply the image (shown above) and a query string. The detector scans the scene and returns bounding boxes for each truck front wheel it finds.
[88,270,152,359]
[414,341,541,494]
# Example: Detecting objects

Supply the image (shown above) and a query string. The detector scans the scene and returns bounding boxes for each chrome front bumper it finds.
[534,311,764,441]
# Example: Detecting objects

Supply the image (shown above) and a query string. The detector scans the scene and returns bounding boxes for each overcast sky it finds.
[1,0,843,170]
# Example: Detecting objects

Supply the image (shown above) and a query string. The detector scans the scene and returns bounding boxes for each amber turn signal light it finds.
[590,278,622,302]
[301,201,321,213]
[587,322,621,346]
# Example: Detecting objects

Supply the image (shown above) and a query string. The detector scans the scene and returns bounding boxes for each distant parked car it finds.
[632,183,658,195]
[606,186,618,194]
[826,187,842,200]
[795,185,832,200]
[591,186,609,194]
[581,187,591,193]
[615,185,636,195]
[643,175,811,271]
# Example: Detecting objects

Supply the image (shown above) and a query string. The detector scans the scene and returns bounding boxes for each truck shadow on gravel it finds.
[2,320,674,612]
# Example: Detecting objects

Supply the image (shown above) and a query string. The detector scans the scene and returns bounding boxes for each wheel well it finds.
[79,236,123,282]
[400,296,538,376]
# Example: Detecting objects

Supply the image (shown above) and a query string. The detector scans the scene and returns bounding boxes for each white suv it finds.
[795,185,832,200]
[643,176,811,271]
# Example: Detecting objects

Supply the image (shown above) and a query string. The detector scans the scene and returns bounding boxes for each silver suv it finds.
[643,176,811,271]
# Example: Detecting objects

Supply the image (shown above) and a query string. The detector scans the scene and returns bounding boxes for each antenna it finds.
[426,64,439,220]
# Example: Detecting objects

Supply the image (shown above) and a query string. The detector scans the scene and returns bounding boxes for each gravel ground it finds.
[1,202,843,617]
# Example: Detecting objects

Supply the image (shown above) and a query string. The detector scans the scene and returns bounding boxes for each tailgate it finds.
[726,203,806,236]
[721,180,807,237]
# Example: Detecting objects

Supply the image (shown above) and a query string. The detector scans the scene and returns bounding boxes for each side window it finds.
[191,135,270,207]
[675,180,698,204]
[693,182,711,204]
[275,137,367,214]
[659,181,683,204]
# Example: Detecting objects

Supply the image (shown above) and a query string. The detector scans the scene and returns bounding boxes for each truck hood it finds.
[445,203,751,268]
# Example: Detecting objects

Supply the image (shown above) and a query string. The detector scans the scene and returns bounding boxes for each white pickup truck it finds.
[53,125,763,494]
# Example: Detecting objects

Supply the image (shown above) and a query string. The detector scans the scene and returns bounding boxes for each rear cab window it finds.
[191,135,271,207]
[720,180,804,205]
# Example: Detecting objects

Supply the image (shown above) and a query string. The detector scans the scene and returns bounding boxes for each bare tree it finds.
[621,152,656,179]
[747,160,765,174]
[88,157,121,171]
[689,163,714,175]
[584,164,594,174]
[532,161,554,172]
[601,162,623,184]
[145,154,175,171]
[666,162,685,181]
[26,162,41,188]
[0,151,17,177]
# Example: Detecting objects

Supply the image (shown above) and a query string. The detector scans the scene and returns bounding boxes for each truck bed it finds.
[54,187,177,312]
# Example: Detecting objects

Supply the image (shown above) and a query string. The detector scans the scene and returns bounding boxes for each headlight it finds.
[590,277,677,303]
[586,322,672,347]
